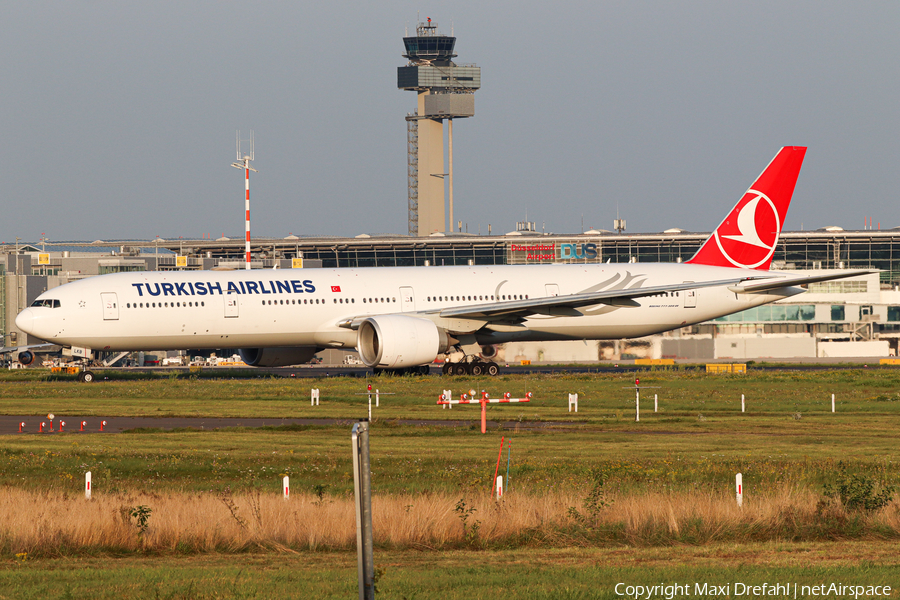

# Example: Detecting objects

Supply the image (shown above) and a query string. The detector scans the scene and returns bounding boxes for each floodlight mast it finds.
[231,131,258,270]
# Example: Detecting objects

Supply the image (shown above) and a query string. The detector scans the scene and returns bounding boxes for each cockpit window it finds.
[30,299,61,308]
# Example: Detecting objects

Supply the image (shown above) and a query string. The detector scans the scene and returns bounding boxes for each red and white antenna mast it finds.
[231,130,258,270]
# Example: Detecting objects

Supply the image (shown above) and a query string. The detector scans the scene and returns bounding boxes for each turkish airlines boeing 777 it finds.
[13,147,866,376]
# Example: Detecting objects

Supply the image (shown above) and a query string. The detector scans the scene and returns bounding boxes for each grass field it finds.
[1,368,899,597]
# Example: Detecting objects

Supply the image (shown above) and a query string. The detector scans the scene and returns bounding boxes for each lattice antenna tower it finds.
[231,130,258,270]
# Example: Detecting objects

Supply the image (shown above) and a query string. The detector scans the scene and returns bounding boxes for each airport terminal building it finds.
[4,226,900,361]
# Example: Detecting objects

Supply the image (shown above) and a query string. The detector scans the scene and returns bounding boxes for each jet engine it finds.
[357,315,451,369]
[238,347,320,367]
[480,345,499,359]
[17,350,35,366]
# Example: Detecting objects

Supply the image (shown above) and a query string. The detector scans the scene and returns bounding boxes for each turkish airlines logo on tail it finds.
[713,189,781,269]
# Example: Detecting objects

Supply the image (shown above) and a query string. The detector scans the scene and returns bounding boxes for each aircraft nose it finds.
[15,308,35,335]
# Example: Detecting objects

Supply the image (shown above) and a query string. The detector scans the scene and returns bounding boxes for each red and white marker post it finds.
[736,472,743,507]
[85,471,92,500]
[100,420,107,432]
[18,422,25,433]
[492,436,505,498]
[80,421,87,432]
[437,391,533,433]
[283,476,290,500]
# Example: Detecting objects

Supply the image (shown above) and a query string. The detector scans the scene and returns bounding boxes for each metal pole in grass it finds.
[505,441,512,493]
[736,473,743,507]
[352,420,374,600]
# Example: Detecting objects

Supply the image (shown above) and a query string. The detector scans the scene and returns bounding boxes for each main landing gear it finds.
[441,356,500,376]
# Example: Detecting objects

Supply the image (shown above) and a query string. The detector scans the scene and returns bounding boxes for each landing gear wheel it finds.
[470,363,485,376]
[79,371,95,383]
[453,363,468,376]
[442,363,452,375]
[486,362,500,376]
[417,365,431,375]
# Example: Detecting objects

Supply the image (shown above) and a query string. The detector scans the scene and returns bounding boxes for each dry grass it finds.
[2,485,899,557]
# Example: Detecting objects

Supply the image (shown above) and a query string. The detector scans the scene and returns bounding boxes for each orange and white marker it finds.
[437,391,532,434]
[80,421,87,432]
[100,420,107,432]
[736,473,743,507]
[39,422,45,433]
[18,422,25,433]
[283,476,290,500]
[85,471,92,500]
[59,421,66,432]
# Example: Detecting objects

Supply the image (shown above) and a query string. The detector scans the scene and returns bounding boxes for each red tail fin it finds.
[687,146,806,270]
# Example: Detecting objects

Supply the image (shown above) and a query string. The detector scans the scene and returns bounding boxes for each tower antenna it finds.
[231,130,258,270]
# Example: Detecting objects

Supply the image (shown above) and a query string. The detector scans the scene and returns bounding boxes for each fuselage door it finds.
[545,284,560,297]
[400,286,416,312]
[683,285,697,309]
[101,293,119,320]
[225,293,239,318]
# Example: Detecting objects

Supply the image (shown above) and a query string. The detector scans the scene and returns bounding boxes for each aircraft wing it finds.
[726,270,878,294]
[437,276,767,321]
[0,343,58,355]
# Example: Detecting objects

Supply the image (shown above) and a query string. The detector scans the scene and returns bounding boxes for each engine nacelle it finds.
[17,350,35,366]
[238,347,320,367]
[357,315,450,369]
[480,345,498,359]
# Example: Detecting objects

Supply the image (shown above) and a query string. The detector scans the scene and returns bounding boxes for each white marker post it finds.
[736,473,743,507]
[442,390,452,409]
[568,393,578,413]
[311,388,320,406]
[85,471,92,500]
[741,394,745,413]
[495,475,503,499]
[832,393,835,413]
[635,387,640,422]
[654,393,658,413]
[283,476,290,500]
[375,389,379,408]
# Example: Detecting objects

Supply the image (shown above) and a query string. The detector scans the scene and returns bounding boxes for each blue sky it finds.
[2,1,898,242]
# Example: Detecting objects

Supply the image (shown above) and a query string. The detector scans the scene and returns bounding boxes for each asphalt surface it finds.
[0,415,572,435]
[61,360,894,381]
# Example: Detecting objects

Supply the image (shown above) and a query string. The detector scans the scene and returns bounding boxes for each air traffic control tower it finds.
[398,18,480,236]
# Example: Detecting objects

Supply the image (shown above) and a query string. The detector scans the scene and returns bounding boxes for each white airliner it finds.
[13,147,867,376]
